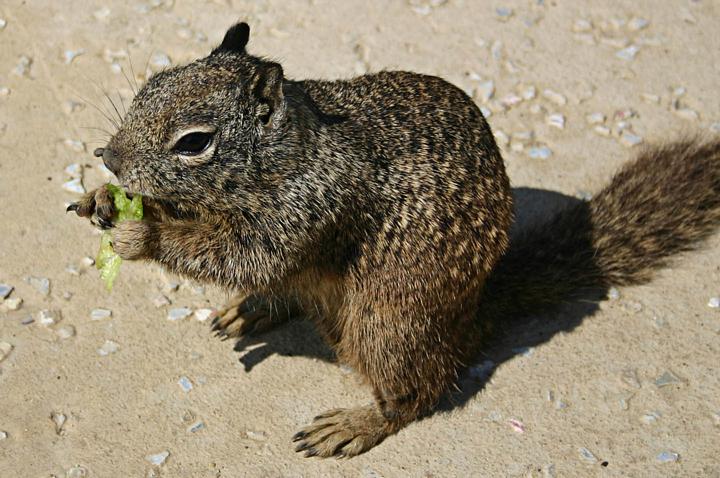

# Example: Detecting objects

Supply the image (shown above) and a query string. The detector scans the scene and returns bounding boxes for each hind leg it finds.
[212,293,299,339]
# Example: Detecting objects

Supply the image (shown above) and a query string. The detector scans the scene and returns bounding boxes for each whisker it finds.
[72,89,119,131]
[126,44,140,93]
[102,89,124,125]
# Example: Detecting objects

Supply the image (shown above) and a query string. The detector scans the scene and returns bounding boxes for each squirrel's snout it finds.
[98,147,122,176]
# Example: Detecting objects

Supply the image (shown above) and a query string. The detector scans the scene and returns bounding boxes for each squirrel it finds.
[68,22,720,458]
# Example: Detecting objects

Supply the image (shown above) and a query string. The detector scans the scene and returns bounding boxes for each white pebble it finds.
[51,411,67,434]
[708,297,720,308]
[547,113,565,129]
[56,325,76,340]
[521,85,536,100]
[0,431,7,440]
[616,45,640,61]
[63,138,85,152]
[146,451,170,466]
[528,146,552,159]
[572,19,592,33]
[62,178,85,194]
[493,130,510,147]
[0,86,9,96]
[672,86,686,97]
[63,49,85,64]
[150,52,172,70]
[93,6,111,21]
[152,295,171,308]
[176,28,193,40]
[246,430,267,441]
[4,297,22,310]
[178,376,193,392]
[620,132,643,147]
[641,411,661,424]
[542,89,567,106]
[91,308,112,320]
[193,308,214,322]
[12,55,32,77]
[66,466,88,478]
[496,7,513,21]
[641,93,660,104]
[64,163,83,178]
[97,340,119,356]
[491,40,503,61]
[188,421,205,433]
[0,283,13,299]
[38,309,60,326]
[608,287,620,300]
[585,112,605,124]
[594,125,611,136]
[0,342,13,362]
[81,256,95,267]
[578,447,598,464]
[513,131,535,142]
[62,100,84,114]
[674,108,699,121]
[65,264,80,276]
[0,18,6,29]
[657,451,679,463]
[628,17,649,31]
[474,80,495,103]
[501,94,522,107]
[167,307,192,321]
[479,106,492,118]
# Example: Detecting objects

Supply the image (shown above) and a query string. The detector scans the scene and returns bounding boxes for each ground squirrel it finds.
[68,23,720,458]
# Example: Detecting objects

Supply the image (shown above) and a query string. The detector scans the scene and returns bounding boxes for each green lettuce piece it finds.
[96,184,143,290]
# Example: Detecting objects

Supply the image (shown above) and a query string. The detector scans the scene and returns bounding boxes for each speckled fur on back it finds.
[69,23,720,458]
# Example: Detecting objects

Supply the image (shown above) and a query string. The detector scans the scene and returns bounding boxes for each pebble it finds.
[621,368,641,388]
[0,431,7,440]
[152,295,171,308]
[641,93,661,104]
[193,308,214,322]
[508,418,525,433]
[56,325,76,340]
[0,86,9,96]
[63,49,85,64]
[146,451,170,466]
[594,125,611,136]
[81,256,95,267]
[246,430,267,441]
[3,297,22,310]
[501,93,523,107]
[585,112,605,124]
[547,113,565,129]
[64,139,86,152]
[0,18,6,29]
[64,163,83,178]
[474,80,495,103]
[608,287,620,300]
[496,7,514,21]
[641,411,662,424]
[178,376,193,392]
[543,464,556,478]
[27,276,50,295]
[0,342,13,362]
[21,316,34,325]
[491,40,503,61]
[674,108,699,121]
[0,283,13,299]
[521,85,536,100]
[62,100,85,114]
[528,146,552,159]
[654,371,681,388]
[91,308,112,320]
[620,132,643,147]
[601,36,629,49]
[628,17,649,31]
[572,19,592,33]
[12,55,32,77]
[479,106,492,118]
[657,451,680,463]
[542,89,567,106]
[93,6,111,21]
[167,307,192,321]
[150,52,172,70]
[62,178,85,194]
[65,265,80,276]
[578,447,598,464]
[38,309,61,326]
[66,466,89,478]
[97,340,119,356]
[51,411,67,434]
[493,130,510,147]
[187,421,205,433]
[616,45,639,61]
[708,297,720,308]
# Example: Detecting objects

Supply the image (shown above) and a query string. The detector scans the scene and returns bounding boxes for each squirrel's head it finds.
[98,23,292,211]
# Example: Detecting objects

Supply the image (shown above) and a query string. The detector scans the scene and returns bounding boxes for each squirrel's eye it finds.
[173,132,214,156]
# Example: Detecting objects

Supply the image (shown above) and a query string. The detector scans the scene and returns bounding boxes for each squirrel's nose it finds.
[95,147,122,176]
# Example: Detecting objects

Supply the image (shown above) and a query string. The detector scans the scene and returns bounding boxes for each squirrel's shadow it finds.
[231,187,606,415]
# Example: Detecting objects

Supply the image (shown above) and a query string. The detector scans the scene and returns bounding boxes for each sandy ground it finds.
[1,0,719,476]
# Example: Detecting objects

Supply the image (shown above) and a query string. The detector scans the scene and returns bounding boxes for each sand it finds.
[0,0,719,476]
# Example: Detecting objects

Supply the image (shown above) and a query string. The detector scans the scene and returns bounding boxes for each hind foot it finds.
[211,294,295,339]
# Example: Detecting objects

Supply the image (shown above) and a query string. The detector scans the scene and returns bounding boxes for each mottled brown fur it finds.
[69,24,720,458]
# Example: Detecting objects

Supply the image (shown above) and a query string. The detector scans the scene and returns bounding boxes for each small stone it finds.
[93,6,111,20]
[411,5,431,15]
[12,55,32,77]
[56,325,76,340]
[167,307,192,321]
[513,131,535,142]
[152,295,171,308]
[512,346,534,357]
[601,36,630,49]
[38,309,61,326]
[496,7,513,21]
[163,281,180,293]
[62,178,85,194]
[474,80,495,103]
[246,430,267,441]
[0,431,7,440]
[479,106,492,118]
[493,130,510,147]
[542,89,567,106]
[150,52,171,70]
[97,340,119,356]
[62,100,85,114]
[528,146,552,159]
[51,411,67,434]
[508,418,525,433]
[608,287,620,300]
[585,112,605,124]
[641,411,662,424]
[657,451,679,463]
[620,368,641,388]
[491,40,503,61]
[547,113,565,129]
[576,190,593,201]
[0,18,6,29]
[578,447,598,464]
[574,33,596,45]
[572,19,592,33]
[176,28,193,40]
[0,342,13,362]
[520,85,536,100]
[543,464,556,478]
[594,125,611,136]
[674,108,699,121]
[708,297,720,308]
[641,93,661,104]
[91,308,112,320]
[63,138,85,152]
[0,283,13,299]
[66,466,89,478]
[616,45,639,61]
[64,163,83,178]
[193,308,214,322]
[501,94,523,107]
[146,451,170,466]
[178,376,193,392]
[21,316,34,325]
[3,297,22,310]
[188,421,205,433]
[63,292,73,300]
[620,132,643,147]
[63,49,85,64]
[27,277,50,296]
[81,256,95,267]
[628,17,649,31]
[0,86,9,96]
[654,371,681,388]
[672,86,686,97]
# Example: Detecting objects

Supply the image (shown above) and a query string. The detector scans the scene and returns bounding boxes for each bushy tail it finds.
[479,138,720,322]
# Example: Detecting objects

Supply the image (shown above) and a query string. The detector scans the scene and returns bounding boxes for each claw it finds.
[304,448,318,458]
[292,431,307,442]
[98,217,113,230]
[295,441,310,452]
[66,203,79,213]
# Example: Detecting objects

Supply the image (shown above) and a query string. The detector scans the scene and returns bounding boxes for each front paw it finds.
[111,221,156,260]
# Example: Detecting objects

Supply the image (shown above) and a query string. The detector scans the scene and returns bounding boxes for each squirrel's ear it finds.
[250,62,284,127]
[212,22,250,55]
